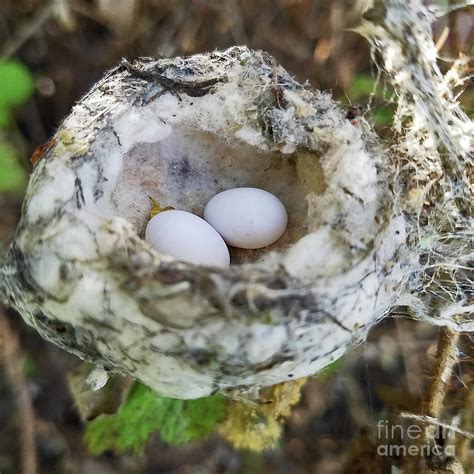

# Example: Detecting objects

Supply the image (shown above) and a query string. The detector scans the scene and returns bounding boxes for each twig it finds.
[456,380,474,467]
[402,327,460,473]
[400,412,474,440]
[0,306,37,474]
[435,26,450,53]
[0,1,57,58]
[425,327,460,422]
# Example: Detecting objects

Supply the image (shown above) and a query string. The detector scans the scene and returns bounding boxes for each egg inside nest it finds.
[112,120,325,265]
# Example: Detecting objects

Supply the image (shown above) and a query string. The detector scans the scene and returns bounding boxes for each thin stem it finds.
[0,305,37,474]
[402,327,460,473]
[456,380,474,468]
[425,327,460,421]
[0,1,57,59]
[400,412,474,440]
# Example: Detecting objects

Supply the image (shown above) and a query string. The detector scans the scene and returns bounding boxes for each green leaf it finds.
[0,143,27,193]
[84,383,226,455]
[372,106,394,126]
[0,60,34,108]
[348,74,376,99]
[348,73,392,101]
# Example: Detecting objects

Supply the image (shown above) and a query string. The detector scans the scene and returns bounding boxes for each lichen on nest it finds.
[358,0,473,331]
[0,0,471,399]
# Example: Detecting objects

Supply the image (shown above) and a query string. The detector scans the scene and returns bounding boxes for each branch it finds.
[400,412,474,440]
[0,0,57,59]
[425,327,460,421]
[456,380,474,467]
[0,306,37,474]
[402,327,460,473]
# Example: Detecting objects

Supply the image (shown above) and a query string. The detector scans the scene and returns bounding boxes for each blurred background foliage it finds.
[0,59,32,193]
[0,1,472,473]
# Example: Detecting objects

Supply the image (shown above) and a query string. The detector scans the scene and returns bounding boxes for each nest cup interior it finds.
[111,122,322,264]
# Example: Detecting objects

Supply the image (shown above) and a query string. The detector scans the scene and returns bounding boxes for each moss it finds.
[218,378,307,451]
[218,401,282,451]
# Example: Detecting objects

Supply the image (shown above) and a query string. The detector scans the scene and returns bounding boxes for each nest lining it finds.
[102,58,389,278]
[112,120,310,265]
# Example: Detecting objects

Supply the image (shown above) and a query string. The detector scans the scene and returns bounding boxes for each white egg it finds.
[145,210,230,268]
[204,187,288,249]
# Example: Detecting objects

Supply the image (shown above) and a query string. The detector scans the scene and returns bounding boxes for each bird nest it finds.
[1,1,471,399]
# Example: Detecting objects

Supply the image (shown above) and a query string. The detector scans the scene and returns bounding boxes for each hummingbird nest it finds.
[1,0,472,398]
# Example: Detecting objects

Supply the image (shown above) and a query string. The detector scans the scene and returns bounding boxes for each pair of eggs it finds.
[145,187,288,268]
